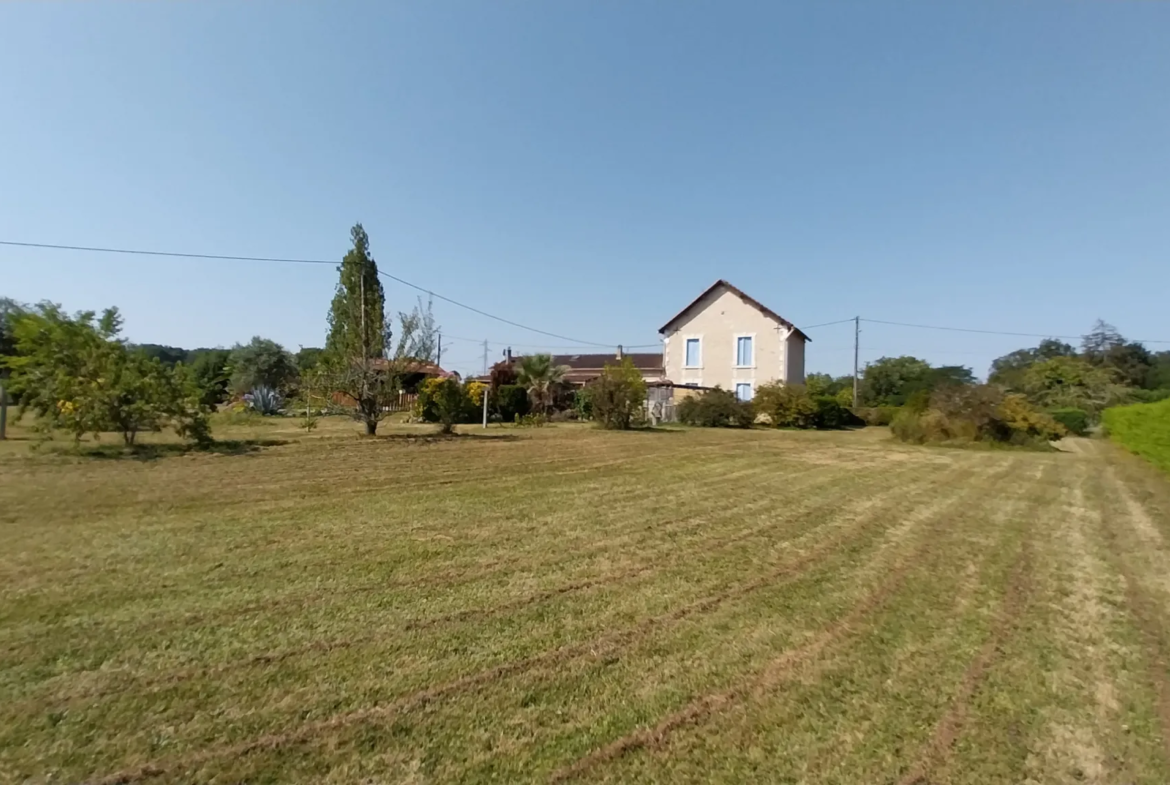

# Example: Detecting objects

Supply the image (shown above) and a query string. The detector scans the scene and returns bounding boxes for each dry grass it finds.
[2,416,1170,783]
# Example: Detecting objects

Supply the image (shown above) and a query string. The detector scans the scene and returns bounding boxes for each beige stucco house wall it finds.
[660,280,809,400]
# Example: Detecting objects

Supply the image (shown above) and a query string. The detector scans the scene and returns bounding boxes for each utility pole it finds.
[482,339,490,428]
[437,332,442,366]
[852,316,860,409]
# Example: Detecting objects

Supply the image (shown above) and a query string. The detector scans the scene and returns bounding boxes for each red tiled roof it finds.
[658,280,811,342]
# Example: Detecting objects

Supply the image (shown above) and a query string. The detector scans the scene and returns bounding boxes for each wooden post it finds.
[0,381,7,440]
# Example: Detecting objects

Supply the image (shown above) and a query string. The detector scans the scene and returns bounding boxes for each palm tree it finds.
[516,354,569,415]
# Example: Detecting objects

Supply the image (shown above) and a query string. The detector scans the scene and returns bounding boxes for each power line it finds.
[801,318,855,330]
[861,317,1170,345]
[0,239,615,348]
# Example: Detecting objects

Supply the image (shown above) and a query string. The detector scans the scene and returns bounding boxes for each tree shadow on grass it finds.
[61,439,291,462]
[371,432,522,445]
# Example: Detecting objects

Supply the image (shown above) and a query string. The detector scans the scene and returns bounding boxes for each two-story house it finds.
[660,280,810,401]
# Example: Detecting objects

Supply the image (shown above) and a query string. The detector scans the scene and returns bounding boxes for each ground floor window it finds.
[735,383,752,401]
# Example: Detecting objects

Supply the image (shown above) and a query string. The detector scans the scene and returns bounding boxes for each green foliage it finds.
[515,354,569,415]
[811,396,859,429]
[295,347,326,374]
[430,378,467,434]
[854,406,901,426]
[495,384,529,422]
[395,296,440,363]
[859,356,931,407]
[1102,399,1170,475]
[325,223,389,363]
[1020,356,1127,417]
[1048,407,1090,437]
[676,388,754,428]
[188,348,231,407]
[322,224,414,436]
[136,344,189,366]
[516,412,548,427]
[890,384,1065,447]
[1099,341,1157,389]
[589,357,647,430]
[228,337,297,396]
[1129,388,1170,404]
[754,382,817,429]
[1,304,211,446]
[989,339,1076,389]
[0,297,27,362]
[572,388,593,421]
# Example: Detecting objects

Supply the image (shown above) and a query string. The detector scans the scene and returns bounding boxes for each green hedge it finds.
[1102,399,1170,475]
[495,385,529,422]
[1049,407,1090,437]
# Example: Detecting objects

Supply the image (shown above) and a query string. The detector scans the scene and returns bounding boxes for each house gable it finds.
[658,280,810,342]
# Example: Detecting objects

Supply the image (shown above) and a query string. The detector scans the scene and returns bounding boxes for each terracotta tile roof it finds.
[658,280,811,342]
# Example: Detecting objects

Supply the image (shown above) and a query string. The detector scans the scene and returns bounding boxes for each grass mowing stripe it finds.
[1092,443,1170,768]
[547,459,1016,782]
[82,459,979,784]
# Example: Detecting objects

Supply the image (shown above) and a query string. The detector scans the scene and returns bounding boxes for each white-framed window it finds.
[684,338,701,368]
[735,383,753,402]
[735,335,753,367]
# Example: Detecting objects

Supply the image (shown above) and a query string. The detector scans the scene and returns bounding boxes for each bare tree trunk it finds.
[365,418,378,436]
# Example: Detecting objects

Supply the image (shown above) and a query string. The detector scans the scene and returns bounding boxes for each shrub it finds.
[1128,389,1170,404]
[573,388,593,421]
[890,385,1065,447]
[754,382,817,429]
[431,377,467,434]
[890,409,929,444]
[246,386,282,416]
[997,394,1066,444]
[854,406,900,426]
[811,396,856,429]
[549,409,578,423]
[516,412,547,427]
[414,377,444,423]
[1049,407,1090,437]
[495,384,529,422]
[677,388,754,428]
[589,357,648,430]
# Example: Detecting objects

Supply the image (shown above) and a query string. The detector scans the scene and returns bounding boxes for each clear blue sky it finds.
[2,1,1167,378]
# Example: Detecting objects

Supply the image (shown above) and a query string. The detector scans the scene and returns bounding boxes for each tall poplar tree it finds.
[326,224,389,362]
[324,224,408,435]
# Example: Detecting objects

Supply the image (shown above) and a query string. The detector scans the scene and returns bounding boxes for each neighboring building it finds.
[481,351,664,387]
[659,280,810,401]
[548,352,664,386]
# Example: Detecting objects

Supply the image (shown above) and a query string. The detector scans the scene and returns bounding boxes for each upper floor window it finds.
[685,338,701,367]
[736,336,753,367]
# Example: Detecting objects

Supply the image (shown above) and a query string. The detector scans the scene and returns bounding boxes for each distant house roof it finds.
[658,280,811,342]
[550,353,663,371]
[499,352,664,385]
[370,358,454,377]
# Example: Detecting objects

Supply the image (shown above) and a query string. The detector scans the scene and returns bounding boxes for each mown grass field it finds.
[3,416,1170,783]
